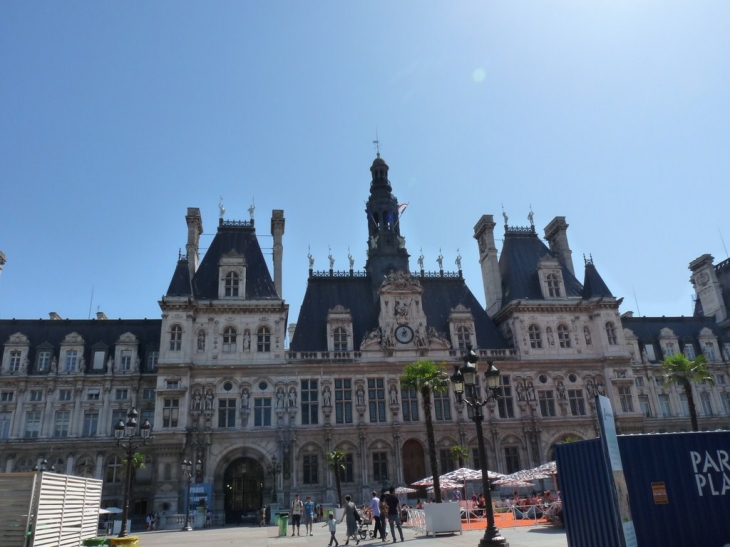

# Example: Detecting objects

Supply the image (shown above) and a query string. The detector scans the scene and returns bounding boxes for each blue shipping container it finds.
[555,431,730,547]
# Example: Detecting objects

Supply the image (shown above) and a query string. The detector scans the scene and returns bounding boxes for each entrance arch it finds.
[401,439,426,496]
[224,457,264,524]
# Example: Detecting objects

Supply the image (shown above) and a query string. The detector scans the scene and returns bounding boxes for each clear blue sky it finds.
[1,1,729,326]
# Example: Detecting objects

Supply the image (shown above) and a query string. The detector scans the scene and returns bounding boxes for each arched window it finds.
[257,326,271,352]
[558,324,571,348]
[546,274,561,297]
[456,326,471,350]
[197,330,206,352]
[333,327,348,351]
[75,456,96,478]
[528,324,542,349]
[14,457,34,472]
[605,322,617,345]
[222,327,237,353]
[169,325,182,351]
[105,456,123,483]
[225,272,239,297]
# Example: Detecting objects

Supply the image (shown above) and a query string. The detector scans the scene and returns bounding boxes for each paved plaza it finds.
[132,523,568,547]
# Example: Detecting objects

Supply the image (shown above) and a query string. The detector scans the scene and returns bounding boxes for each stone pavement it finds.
[132,523,568,547]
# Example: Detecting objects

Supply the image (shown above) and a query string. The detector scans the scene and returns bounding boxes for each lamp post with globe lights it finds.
[181,459,202,531]
[266,455,282,503]
[451,347,505,546]
[114,408,152,538]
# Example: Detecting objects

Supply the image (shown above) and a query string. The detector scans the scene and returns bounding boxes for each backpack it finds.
[351,502,361,523]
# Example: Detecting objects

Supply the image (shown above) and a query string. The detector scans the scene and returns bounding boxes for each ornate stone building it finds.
[1,153,729,527]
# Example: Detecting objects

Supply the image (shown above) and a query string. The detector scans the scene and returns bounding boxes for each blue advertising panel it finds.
[189,482,212,512]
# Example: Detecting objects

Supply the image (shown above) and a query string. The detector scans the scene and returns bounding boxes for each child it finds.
[323,511,338,547]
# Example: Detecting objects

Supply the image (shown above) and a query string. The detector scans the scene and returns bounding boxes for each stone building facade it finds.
[0,154,729,525]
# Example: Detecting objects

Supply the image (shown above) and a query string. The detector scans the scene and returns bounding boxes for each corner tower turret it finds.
[364,154,410,286]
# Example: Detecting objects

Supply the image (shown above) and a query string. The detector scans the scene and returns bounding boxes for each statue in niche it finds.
[557,380,566,400]
[516,381,526,402]
[78,355,85,372]
[50,356,57,373]
[197,331,206,352]
[583,326,592,346]
[205,390,214,410]
[322,386,332,407]
[107,356,114,372]
[596,380,605,396]
[288,387,297,407]
[356,386,365,406]
[389,385,398,405]
[276,388,285,408]
[546,327,554,346]
[192,390,202,411]
[525,381,535,401]
[241,389,250,410]
[243,330,251,352]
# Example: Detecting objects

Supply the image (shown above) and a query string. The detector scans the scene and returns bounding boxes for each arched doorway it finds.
[401,439,426,499]
[224,457,264,524]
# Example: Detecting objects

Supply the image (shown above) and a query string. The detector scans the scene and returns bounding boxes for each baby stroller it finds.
[357,510,373,539]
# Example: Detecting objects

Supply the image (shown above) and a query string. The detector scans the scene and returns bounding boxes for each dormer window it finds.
[225,272,239,297]
[327,305,354,352]
[8,350,21,372]
[333,327,348,351]
[546,274,561,297]
[64,350,78,372]
[529,324,542,349]
[169,325,182,351]
[37,350,51,372]
[456,325,471,350]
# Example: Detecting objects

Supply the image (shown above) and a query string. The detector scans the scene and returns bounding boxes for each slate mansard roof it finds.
[290,273,509,352]
[166,219,279,301]
[621,315,726,343]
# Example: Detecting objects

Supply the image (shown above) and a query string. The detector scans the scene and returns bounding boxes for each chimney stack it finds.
[271,210,285,298]
[185,208,203,283]
[473,215,503,317]
[544,216,575,276]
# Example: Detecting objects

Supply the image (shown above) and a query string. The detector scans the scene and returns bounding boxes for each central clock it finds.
[394,325,414,344]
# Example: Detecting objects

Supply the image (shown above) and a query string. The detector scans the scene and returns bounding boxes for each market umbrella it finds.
[103,507,123,514]
[440,467,504,481]
[394,486,417,494]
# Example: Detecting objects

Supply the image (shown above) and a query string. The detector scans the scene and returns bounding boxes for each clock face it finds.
[395,325,414,344]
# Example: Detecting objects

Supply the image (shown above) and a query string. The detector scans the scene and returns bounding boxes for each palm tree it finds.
[326,449,346,505]
[662,353,714,431]
[121,452,146,482]
[449,445,470,469]
[400,360,449,502]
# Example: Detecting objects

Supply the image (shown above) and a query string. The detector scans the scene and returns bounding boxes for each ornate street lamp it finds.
[114,408,152,538]
[452,346,505,546]
[181,459,202,531]
[266,455,282,503]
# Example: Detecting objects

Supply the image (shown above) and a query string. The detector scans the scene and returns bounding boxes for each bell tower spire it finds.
[364,154,410,285]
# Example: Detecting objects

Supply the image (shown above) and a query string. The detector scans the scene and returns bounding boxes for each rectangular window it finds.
[635,377,644,387]
[143,388,156,400]
[439,449,455,473]
[568,389,586,416]
[303,455,318,484]
[54,410,71,437]
[163,398,180,428]
[147,351,159,370]
[497,375,515,418]
[372,452,388,483]
[504,446,520,474]
[700,392,713,416]
[37,351,51,371]
[401,387,419,422]
[471,448,481,471]
[29,390,43,402]
[115,389,128,400]
[663,343,676,357]
[368,378,386,423]
[638,395,652,418]
[87,389,100,400]
[335,379,352,424]
[8,350,22,372]
[25,411,42,438]
[684,344,696,360]
[254,398,272,427]
[721,392,730,415]
[141,409,154,429]
[679,393,690,417]
[111,409,126,432]
[340,454,354,483]
[166,380,180,389]
[658,394,671,417]
[538,390,556,417]
[618,386,634,413]
[83,411,99,436]
[644,344,656,362]
[0,412,11,439]
[301,379,319,425]
[120,351,132,371]
[59,389,72,401]
[218,398,236,428]
[717,375,726,386]
[1,391,14,402]
[93,351,106,370]
[433,392,451,421]
[65,350,78,372]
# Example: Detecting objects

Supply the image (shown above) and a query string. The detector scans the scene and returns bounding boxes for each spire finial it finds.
[248,197,255,221]
[307,245,314,269]
[218,196,225,219]
[501,204,508,226]
[528,204,534,227]
[373,130,381,158]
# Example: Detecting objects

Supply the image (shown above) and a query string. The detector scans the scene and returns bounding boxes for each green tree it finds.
[400,360,450,502]
[326,449,346,505]
[449,445,470,469]
[121,452,146,482]
[662,353,714,431]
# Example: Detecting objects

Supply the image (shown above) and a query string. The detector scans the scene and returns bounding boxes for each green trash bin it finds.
[82,539,108,546]
[278,513,289,537]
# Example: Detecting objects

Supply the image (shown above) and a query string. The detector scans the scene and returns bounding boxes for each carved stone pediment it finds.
[62,332,85,345]
[6,332,29,345]
[117,332,139,344]
[379,271,423,294]
[658,328,676,339]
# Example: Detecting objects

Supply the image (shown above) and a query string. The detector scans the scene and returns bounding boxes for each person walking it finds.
[384,487,404,543]
[291,493,304,536]
[370,491,385,540]
[339,494,359,545]
[323,511,339,547]
[379,491,388,541]
[303,495,315,536]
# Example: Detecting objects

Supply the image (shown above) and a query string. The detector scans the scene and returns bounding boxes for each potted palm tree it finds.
[401,360,461,535]
[662,353,714,431]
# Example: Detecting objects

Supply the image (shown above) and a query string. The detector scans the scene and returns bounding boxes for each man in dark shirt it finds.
[384,487,404,542]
